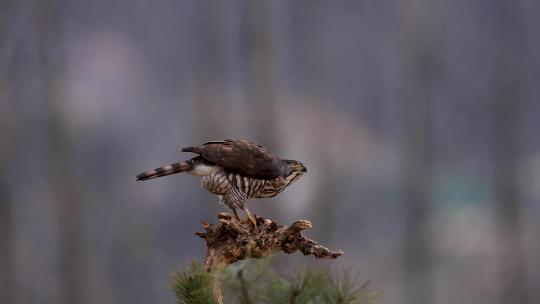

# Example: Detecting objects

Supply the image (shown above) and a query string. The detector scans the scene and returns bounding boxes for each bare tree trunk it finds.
[491,4,527,302]
[492,80,527,304]
[245,0,278,147]
[36,1,85,303]
[0,2,14,300]
[0,0,14,299]
[0,80,14,304]
[192,1,231,140]
[399,1,433,303]
[490,2,528,303]
[399,99,433,304]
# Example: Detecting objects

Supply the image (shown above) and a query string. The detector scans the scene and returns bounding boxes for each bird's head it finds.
[283,160,307,185]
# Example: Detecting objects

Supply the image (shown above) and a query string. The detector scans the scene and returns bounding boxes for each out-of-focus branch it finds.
[237,269,253,304]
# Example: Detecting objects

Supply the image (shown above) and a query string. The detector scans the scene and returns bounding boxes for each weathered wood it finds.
[197,212,343,269]
[196,213,343,303]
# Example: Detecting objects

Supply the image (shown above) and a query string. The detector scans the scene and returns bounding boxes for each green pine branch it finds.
[169,261,217,304]
[170,259,381,304]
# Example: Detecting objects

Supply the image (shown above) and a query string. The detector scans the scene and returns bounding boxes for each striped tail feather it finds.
[135,162,192,181]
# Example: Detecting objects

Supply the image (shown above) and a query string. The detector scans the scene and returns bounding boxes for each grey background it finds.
[1,1,539,304]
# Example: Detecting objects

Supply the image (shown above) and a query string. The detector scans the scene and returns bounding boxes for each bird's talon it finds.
[249,218,259,232]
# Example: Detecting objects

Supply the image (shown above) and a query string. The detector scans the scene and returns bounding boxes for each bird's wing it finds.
[182,139,283,179]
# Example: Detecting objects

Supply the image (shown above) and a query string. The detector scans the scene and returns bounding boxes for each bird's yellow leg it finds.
[232,208,241,221]
[242,206,258,230]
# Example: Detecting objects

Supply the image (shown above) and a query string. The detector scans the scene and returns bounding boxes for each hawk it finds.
[135,139,307,228]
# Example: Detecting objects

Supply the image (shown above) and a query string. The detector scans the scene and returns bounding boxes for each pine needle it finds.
[169,261,216,304]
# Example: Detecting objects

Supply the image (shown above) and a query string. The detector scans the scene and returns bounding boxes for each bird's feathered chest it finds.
[200,166,293,199]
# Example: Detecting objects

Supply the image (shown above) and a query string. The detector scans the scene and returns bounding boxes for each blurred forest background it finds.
[1,1,539,304]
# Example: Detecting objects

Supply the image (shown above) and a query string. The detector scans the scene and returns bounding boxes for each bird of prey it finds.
[135,139,307,228]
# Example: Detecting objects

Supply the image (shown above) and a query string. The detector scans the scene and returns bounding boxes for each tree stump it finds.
[196,212,343,303]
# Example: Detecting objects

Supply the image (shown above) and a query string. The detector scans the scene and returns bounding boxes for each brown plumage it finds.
[181,139,284,179]
[135,139,307,228]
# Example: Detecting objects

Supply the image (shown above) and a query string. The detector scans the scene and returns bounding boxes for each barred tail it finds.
[135,162,192,181]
